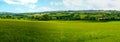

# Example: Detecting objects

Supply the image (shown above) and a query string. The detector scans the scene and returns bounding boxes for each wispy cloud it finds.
[50,0,120,10]
[3,0,38,4]
[25,6,55,12]
[1,0,120,13]
[50,2,63,6]
[3,0,38,9]
[40,7,54,11]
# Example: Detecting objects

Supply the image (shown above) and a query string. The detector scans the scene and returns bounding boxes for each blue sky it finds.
[0,0,120,13]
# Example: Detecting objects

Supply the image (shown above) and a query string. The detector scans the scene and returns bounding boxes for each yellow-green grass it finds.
[0,20,120,42]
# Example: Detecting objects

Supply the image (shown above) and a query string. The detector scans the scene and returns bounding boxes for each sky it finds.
[0,0,120,13]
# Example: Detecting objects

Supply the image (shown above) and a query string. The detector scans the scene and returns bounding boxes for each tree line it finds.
[0,10,120,21]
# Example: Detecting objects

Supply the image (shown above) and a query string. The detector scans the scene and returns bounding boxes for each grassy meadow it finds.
[0,20,120,42]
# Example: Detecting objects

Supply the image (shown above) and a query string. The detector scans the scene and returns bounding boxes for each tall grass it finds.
[0,20,120,42]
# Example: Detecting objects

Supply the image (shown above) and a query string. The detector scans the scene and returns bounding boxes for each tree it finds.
[40,14,50,20]
[72,14,80,20]
[80,14,87,20]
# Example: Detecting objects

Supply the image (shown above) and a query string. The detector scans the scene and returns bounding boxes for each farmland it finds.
[0,19,120,42]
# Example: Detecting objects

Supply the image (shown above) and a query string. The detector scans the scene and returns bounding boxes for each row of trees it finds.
[28,13,120,21]
[0,10,120,21]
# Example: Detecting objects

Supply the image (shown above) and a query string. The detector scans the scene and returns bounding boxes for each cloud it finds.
[50,2,63,6]
[50,0,120,10]
[25,4,36,9]
[37,7,55,11]
[27,7,55,12]
[15,8,23,12]
[3,0,38,9]
[3,0,38,4]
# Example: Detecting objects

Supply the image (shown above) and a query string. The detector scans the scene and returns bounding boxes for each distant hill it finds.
[0,10,120,15]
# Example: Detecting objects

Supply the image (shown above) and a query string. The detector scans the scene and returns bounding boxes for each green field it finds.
[0,20,120,42]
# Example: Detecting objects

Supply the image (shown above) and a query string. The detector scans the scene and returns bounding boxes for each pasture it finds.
[0,20,120,42]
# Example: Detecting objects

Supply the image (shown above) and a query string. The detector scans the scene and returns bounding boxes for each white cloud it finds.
[39,7,55,11]
[3,0,38,9]
[50,0,120,10]
[26,4,36,9]
[3,0,38,4]
[15,8,23,12]
[27,7,55,12]
[50,2,63,6]
[63,0,83,7]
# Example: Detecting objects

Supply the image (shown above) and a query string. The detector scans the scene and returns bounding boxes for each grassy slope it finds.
[0,20,120,42]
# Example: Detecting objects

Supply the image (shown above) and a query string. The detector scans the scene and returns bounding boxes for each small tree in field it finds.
[80,14,87,20]
[73,14,80,20]
[40,14,50,20]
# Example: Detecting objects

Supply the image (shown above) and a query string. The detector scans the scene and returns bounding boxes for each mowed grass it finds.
[0,20,120,42]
